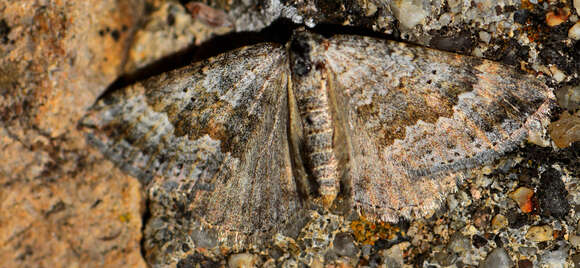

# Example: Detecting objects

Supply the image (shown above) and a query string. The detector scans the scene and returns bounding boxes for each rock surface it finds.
[0,1,146,267]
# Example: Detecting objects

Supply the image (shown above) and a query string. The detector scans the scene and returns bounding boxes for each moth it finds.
[81,29,554,250]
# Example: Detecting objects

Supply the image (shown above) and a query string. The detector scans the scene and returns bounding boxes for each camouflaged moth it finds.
[81,29,554,250]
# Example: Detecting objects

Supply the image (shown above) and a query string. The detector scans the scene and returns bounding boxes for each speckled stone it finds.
[526,225,554,242]
[491,214,509,230]
[537,168,571,219]
[539,241,569,267]
[379,242,409,268]
[479,248,513,268]
[332,233,358,258]
[448,233,471,254]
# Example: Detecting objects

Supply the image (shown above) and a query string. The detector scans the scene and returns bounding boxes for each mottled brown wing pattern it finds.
[82,43,305,248]
[323,35,554,221]
[81,30,555,257]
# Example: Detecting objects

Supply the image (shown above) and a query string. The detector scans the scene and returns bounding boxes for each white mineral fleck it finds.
[472,47,484,57]
[550,65,566,82]
[391,0,428,29]
[304,17,316,28]
[439,13,452,26]
[569,22,580,40]
[479,31,491,43]
[366,2,378,16]
[228,253,257,268]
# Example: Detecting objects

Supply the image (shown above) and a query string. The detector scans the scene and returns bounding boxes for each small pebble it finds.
[332,233,358,257]
[447,233,470,253]
[463,224,478,236]
[310,257,323,268]
[432,250,456,266]
[434,224,449,240]
[473,208,490,228]
[509,187,534,213]
[479,31,491,43]
[190,228,218,248]
[550,65,566,83]
[491,214,508,230]
[570,22,580,40]
[380,242,409,267]
[537,168,571,219]
[526,225,553,242]
[391,0,428,28]
[472,234,488,248]
[539,241,569,267]
[569,234,580,248]
[546,8,570,27]
[447,195,459,211]
[549,111,580,148]
[439,13,452,26]
[361,245,372,257]
[470,186,482,200]
[517,259,533,268]
[555,85,580,112]
[480,248,513,268]
[528,127,551,147]
[365,2,378,16]
[472,47,484,57]
[519,246,537,257]
[228,253,257,268]
[572,254,580,267]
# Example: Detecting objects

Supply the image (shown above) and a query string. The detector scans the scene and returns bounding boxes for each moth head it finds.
[288,28,327,76]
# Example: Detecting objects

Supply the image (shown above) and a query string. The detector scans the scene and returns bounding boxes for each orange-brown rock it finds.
[0,1,146,267]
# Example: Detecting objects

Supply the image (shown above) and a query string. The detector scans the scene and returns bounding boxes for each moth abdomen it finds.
[292,81,340,207]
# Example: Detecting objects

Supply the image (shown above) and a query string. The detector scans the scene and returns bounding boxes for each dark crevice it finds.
[98,18,397,101]
[139,196,152,263]
[101,19,295,100]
